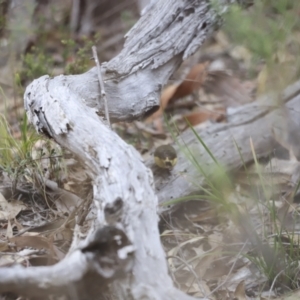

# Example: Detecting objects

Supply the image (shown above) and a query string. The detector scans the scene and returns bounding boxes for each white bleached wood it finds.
[17,76,201,300]
[1,0,252,299]
[41,0,241,123]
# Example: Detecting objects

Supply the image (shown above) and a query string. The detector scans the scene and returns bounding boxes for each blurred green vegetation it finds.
[224,0,300,93]
[0,112,64,191]
[0,113,39,188]
[62,35,100,75]
[20,47,55,80]
[19,34,100,83]
[164,1,300,284]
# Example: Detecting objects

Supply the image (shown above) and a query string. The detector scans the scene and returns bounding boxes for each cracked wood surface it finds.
[50,0,236,123]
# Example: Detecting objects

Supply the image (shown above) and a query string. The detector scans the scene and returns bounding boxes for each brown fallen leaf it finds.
[146,62,210,127]
[145,84,179,127]
[195,245,222,278]
[0,241,9,252]
[0,193,26,220]
[183,107,226,127]
[172,61,210,101]
[186,206,218,224]
[234,281,247,300]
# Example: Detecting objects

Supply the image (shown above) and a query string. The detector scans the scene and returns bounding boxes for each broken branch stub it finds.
[0,227,133,298]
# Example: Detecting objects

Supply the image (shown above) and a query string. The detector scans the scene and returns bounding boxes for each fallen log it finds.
[155,80,300,208]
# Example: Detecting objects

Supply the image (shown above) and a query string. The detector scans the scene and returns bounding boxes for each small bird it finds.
[154,145,177,170]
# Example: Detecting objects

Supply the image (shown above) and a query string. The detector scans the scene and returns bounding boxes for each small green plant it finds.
[62,34,100,75]
[163,119,234,209]
[246,230,300,291]
[0,113,63,191]
[18,35,99,82]
[0,113,38,187]
[20,47,54,81]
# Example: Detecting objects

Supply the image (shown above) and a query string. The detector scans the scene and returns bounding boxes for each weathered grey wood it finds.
[23,74,199,300]
[155,80,300,208]
[1,0,252,299]
[48,0,246,123]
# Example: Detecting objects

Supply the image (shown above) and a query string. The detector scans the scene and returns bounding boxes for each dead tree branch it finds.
[155,80,300,207]
[1,0,252,299]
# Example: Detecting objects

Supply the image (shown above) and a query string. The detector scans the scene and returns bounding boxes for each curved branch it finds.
[2,0,253,299]
[19,76,200,300]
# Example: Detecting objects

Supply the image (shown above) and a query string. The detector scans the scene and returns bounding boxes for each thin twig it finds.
[92,46,111,128]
